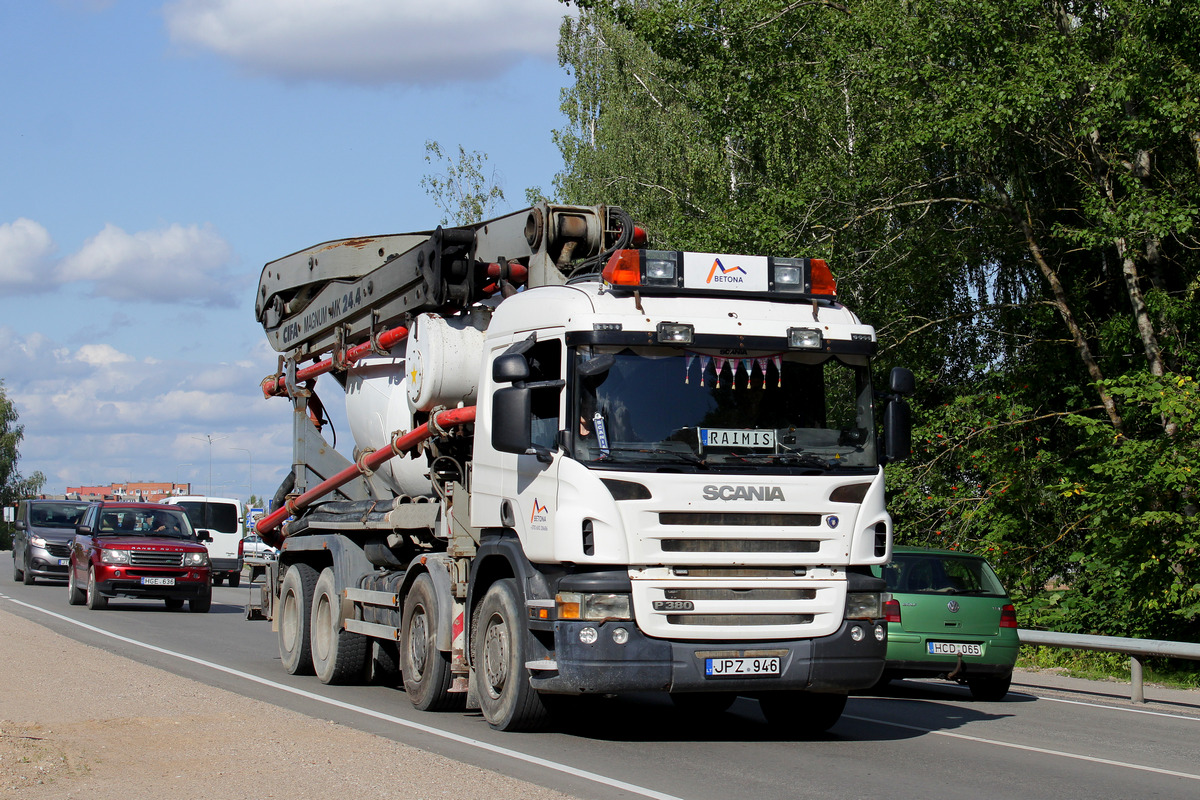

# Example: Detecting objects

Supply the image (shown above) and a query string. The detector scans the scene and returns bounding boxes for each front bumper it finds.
[530,618,886,695]
[94,567,211,600]
[27,550,71,579]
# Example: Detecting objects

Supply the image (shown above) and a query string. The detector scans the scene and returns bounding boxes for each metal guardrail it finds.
[1018,628,1200,703]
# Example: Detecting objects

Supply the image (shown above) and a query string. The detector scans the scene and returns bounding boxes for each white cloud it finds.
[163,0,570,86]
[57,222,238,307]
[0,218,57,293]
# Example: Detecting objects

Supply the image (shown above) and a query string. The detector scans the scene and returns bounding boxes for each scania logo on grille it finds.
[702,485,785,501]
[947,600,960,613]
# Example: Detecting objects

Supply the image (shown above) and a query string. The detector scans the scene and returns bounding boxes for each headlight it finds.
[101,549,130,565]
[183,551,209,567]
[29,535,48,548]
[787,327,824,349]
[556,592,633,622]
[845,592,883,619]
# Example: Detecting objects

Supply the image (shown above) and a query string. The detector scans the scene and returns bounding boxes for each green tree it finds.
[555,0,1200,640]
[420,140,506,225]
[1,380,46,549]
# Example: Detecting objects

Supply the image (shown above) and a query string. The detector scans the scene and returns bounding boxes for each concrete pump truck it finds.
[252,203,913,732]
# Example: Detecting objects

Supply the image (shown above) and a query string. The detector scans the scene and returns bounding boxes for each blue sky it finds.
[1,0,575,503]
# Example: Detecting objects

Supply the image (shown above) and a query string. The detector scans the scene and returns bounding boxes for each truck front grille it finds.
[659,512,820,527]
[661,539,819,554]
[667,614,814,626]
[130,551,185,567]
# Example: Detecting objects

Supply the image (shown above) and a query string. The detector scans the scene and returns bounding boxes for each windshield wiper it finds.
[725,452,833,470]
[600,447,708,467]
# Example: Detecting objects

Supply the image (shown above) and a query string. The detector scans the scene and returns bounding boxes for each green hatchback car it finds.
[872,546,1019,700]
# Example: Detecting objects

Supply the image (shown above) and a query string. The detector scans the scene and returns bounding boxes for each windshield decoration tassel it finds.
[772,355,783,387]
[713,356,727,388]
[685,353,695,384]
[756,357,769,389]
[699,355,710,386]
[741,359,753,389]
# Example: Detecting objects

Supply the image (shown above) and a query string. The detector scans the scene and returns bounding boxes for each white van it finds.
[162,496,245,587]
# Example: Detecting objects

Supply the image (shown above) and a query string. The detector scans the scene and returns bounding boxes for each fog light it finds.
[850,625,864,642]
[611,627,629,645]
[114,569,121,577]
[579,626,598,644]
[874,624,885,642]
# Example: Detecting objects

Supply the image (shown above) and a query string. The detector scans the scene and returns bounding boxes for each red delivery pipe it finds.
[261,325,410,398]
[255,405,476,546]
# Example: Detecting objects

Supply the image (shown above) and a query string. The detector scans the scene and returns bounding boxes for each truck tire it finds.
[311,568,370,685]
[400,573,460,710]
[279,563,319,675]
[86,566,108,610]
[228,570,242,589]
[67,566,85,605]
[474,578,548,731]
[758,691,846,736]
[190,586,212,613]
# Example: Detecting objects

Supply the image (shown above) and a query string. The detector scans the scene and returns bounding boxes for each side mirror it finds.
[492,386,532,454]
[14,520,26,531]
[75,524,92,536]
[890,367,915,395]
[883,398,912,463]
[197,530,214,543]
[493,353,530,384]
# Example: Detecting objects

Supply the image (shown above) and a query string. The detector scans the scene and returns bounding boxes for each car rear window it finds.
[176,501,239,533]
[29,503,90,528]
[882,553,1007,596]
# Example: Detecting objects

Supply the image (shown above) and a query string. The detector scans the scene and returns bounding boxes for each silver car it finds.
[12,500,93,584]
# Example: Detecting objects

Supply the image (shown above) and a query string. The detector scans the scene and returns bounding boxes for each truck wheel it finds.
[758,691,846,736]
[67,566,86,605]
[213,576,225,587]
[967,672,1012,701]
[400,573,460,709]
[228,570,242,589]
[474,578,548,731]
[86,567,108,610]
[189,587,212,613]
[311,568,369,684]
[279,563,318,674]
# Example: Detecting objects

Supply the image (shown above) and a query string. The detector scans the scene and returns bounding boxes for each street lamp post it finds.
[229,447,252,504]
[191,434,228,497]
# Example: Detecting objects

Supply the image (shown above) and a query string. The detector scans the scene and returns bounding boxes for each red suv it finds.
[67,502,213,612]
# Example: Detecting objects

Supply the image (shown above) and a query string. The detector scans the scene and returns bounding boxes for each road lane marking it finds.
[3,594,685,800]
[843,713,1200,781]
[1010,690,1200,722]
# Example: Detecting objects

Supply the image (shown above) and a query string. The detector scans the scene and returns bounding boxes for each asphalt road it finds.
[3,567,1198,800]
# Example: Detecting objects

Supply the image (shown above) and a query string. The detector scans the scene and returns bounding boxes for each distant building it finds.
[66,482,191,503]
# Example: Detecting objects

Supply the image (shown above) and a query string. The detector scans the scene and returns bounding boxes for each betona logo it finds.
[706,258,748,284]
[530,499,548,523]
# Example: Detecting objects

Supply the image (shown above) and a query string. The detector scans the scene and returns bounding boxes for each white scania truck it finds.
[252,203,913,732]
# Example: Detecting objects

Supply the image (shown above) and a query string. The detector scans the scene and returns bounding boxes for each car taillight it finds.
[237,538,244,558]
[883,598,901,624]
[999,603,1018,628]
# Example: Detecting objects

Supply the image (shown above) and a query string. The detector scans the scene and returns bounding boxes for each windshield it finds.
[29,503,90,529]
[880,553,1008,597]
[176,501,239,533]
[571,345,877,470]
[97,508,195,540]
